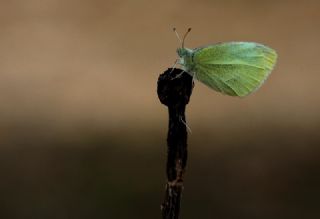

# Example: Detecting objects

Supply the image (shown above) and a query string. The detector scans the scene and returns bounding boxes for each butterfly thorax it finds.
[176,47,195,73]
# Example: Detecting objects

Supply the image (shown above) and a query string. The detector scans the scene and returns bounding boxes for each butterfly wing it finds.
[192,42,277,97]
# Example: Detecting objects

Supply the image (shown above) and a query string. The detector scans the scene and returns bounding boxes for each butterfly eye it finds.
[176,48,181,56]
[176,48,184,57]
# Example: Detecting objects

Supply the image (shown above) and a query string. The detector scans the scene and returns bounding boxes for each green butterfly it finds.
[173,28,278,97]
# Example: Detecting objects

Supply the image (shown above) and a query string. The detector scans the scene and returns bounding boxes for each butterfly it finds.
[173,28,277,97]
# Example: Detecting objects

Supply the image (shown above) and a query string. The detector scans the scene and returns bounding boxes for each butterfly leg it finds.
[170,70,185,80]
[192,71,197,83]
[179,116,192,133]
[169,59,178,74]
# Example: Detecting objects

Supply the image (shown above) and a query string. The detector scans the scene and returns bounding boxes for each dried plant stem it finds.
[157,68,194,219]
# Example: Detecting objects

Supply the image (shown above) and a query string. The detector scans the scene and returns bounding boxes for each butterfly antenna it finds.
[182,28,192,48]
[173,27,182,44]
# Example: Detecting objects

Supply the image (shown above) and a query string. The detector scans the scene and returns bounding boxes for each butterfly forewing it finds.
[191,42,277,96]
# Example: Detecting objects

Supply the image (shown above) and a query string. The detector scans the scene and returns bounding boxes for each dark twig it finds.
[157,68,194,219]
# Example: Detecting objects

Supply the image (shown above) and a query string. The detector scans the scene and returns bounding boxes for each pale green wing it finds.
[192,42,277,97]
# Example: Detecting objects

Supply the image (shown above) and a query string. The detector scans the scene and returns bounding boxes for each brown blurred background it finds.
[0,0,320,218]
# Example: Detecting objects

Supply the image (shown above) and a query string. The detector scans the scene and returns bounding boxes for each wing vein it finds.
[203,63,266,70]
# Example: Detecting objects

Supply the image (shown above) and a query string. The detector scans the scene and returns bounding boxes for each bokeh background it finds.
[1,0,320,218]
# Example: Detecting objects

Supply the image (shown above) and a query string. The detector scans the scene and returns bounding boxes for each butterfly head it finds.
[176,47,189,58]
